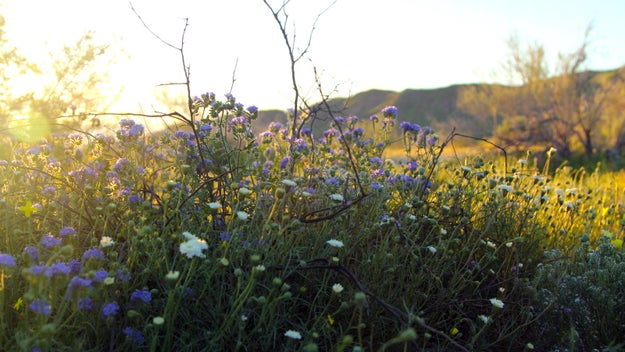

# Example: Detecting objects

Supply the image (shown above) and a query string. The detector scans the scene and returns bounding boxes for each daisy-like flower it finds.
[326,239,344,248]
[208,202,222,210]
[236,211,249,221]
[100,236,115,248]
[490,298,504,309]
[332,283,344,294]
[329,194,344,202]
[165,271,180,280]
[180,232,208,259]
[284,330,302,340]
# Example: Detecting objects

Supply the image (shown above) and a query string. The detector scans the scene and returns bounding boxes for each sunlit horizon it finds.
[2,0,625,114]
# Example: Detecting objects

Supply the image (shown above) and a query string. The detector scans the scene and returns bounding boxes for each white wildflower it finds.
[100,236,115,248]
[284,330,302,340]
[490,298,504,309]
[326,239,344,248]
[332,283,344,294]
[281,179,296,187]
[180,232,208,259]
[329,193,344,202]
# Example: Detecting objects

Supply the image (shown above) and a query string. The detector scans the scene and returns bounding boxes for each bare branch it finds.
[128,1,180,51]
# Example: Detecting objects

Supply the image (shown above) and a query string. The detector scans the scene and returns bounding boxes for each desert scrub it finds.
[529,235,625,350]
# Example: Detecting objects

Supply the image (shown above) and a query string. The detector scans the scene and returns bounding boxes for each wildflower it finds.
[123,327,145,344]
[0,253,16,267]
[427,246,437,254]
[247,105,258,114]
[329,194,344,202]
[40,234,62,249]
[18,200,38,218]
[82,248,105,261]
[478,315,491,324]
[282,179,296,187]
[239,187,251,196]
[153,316,165,325]
[208,202,222,210]
[104,277,115,285]
[102,302,120,318]
[29,299,51,315]
[279,156,292,169]
[100,236,115,247]
[180,232,208,259]
[332,283,344,294]
[116,269,132,282]
[284,330,302,340]
[130,290,152,303]
[612,239,623,249]
[490,298,504,309]
[29,265,46,275]
[59,227,76,237]
[236,211,249,221]
[253,265,266,273]
[166,271,180,280]
[326,239,344,248]
[77,297,93,311]
[381,106,398,118]
[45,262,71,277]
[92,269,109,282]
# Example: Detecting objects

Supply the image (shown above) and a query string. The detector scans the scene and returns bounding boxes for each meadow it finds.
[1,93,625,351]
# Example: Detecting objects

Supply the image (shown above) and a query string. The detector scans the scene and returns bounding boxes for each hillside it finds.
[256,68,623,143]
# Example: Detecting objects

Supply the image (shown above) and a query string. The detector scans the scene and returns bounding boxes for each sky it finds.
[2,0,625,112]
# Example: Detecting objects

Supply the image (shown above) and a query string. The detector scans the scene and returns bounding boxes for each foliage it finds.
[1,88,625,350]
[0,18,113,150]
[458,30,625,158]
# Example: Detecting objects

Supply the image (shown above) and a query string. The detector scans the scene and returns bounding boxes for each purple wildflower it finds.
[247,105,258,114]
[116,269,132,282]
[130,290,152,303]
[0,253,16,267]
[279,157,292,170]
[123,327,145,344]
[259,131,274,144]
[24,246,38,260]
[29,265,46,275]
[268,121,283,133]
[102,302,119,318]
[29,299,52,315]
[45,262,71,277]
[77,297,93,311]
[219,232,232,242]
[82,248,105,261]
[59,227,76,237]
[92,269,109,283]
[68,259,82,275]
[40,234,62,249]
[381,106,398,118]
[406,160,418,171]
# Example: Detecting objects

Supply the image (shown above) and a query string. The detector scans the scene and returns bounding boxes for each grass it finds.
[1,94,625,351]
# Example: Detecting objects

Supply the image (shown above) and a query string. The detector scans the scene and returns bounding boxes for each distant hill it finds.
[256,84,485,138]
[256,68,622,141]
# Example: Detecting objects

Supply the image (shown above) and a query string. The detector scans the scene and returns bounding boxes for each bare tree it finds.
[261,0,336,144]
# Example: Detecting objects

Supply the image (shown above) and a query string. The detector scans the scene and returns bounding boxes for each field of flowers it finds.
[1,93,625,351]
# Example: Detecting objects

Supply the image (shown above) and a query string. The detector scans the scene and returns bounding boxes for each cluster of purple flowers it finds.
[116,119,144,141]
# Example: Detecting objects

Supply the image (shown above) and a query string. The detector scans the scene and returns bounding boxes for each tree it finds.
[0,16,114,142]
[459,29,624,157]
